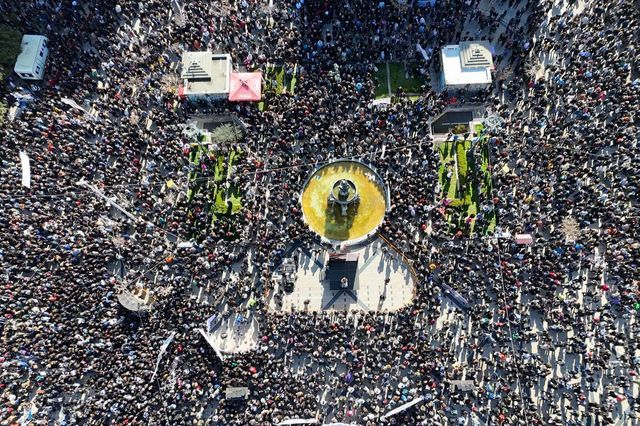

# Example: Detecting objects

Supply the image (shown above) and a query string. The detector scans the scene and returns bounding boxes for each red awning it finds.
[229,72,262,102]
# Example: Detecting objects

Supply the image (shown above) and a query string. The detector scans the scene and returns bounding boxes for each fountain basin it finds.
[300,160,388,245]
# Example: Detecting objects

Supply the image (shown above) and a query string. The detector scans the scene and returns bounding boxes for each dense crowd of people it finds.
[1,0,638,425]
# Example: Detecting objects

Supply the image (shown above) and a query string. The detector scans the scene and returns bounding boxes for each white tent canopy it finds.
[440,43,492,90]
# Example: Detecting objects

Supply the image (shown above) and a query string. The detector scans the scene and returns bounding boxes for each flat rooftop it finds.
[441,44,492,87]
[181,52,231,96]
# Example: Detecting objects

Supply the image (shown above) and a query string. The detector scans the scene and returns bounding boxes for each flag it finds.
[151,331,176,380]
[206,314,218,333]
[58,405,66,425]
[19,407,32,425]
[416,43,429,62]
[344,371,354,383]
[18,402,37,425]
[169,356,179,388]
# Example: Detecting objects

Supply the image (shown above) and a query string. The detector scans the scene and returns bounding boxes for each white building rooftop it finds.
[180,52,231,97]
[441,41,493,89]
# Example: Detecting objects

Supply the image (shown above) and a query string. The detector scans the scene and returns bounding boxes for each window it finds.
[22,73,35,78]
[36,66,41,74]
[40,50,44,57]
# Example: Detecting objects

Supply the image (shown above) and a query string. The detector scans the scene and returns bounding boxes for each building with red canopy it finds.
[228,72,262,102]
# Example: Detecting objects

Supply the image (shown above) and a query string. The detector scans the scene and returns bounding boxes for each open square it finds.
[3,0,637,424]
[267,240,415,313]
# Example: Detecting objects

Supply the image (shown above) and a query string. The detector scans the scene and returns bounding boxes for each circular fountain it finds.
[300,160,389,245]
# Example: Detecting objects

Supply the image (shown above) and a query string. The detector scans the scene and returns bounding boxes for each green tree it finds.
[451,124,468,135]
[210,123,242,144]
[0,26,22,78]
[456,141,468,190]
[0,26,22,125]
[0,100,7,125]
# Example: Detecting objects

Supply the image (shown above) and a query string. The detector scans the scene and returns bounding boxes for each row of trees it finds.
[0,25,23,123]
[0,25,21,79]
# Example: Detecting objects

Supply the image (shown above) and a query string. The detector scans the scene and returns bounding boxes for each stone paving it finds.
[209,314,260,353]
[267,239,415,313]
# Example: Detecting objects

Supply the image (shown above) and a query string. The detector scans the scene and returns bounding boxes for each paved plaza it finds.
[209,314,260,353]
[267,240,415,313]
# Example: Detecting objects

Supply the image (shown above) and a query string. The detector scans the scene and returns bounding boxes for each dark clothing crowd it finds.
[0,0,638,425]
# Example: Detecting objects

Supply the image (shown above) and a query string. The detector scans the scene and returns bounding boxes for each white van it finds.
[14,35,49,80]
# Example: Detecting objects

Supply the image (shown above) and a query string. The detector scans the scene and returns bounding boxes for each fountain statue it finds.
[337,180,351,199]
[329,178,359,216]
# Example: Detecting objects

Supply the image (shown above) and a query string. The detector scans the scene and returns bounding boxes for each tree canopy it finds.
[0,26,22,78]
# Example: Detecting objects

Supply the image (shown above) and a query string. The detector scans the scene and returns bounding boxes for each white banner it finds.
[151,331,176,380]
[11,91,35,102]
[19,151,31,188]
[324,423,360,426]
[372,98,391,107]
[416,43,429,62]
[451,380,475,391]
[60,97,99,121]
[381,396,425,419]
[60,97,85,111]
[276,419,318,425]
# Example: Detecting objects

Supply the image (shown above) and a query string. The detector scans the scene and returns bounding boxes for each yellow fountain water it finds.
[300,160,387,243]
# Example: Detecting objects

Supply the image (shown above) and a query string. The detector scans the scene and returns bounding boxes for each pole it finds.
[77,180,138,222]
[136,310,171,426]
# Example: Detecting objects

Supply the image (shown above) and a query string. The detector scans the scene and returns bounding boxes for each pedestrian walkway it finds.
[267,240,415,312]
[209,314,260,353]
